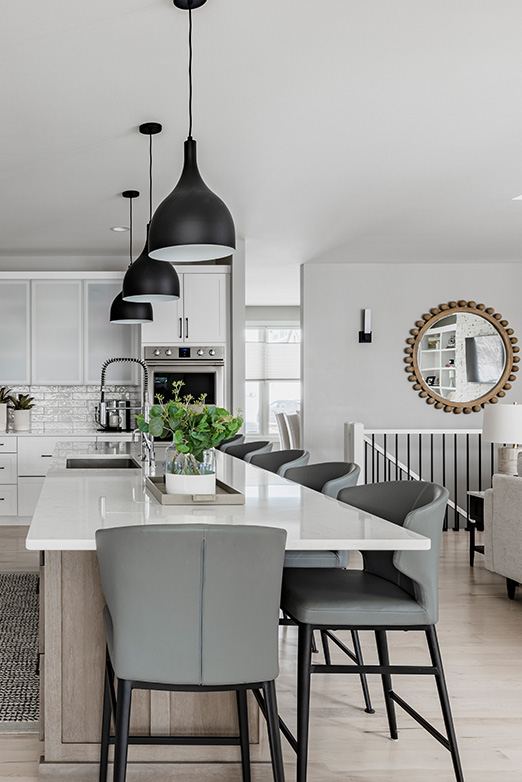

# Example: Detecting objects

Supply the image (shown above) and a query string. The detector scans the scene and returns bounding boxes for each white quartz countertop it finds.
[26,442,431,552]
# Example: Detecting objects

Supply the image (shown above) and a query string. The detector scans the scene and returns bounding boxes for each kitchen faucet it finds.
[96,357,150,431]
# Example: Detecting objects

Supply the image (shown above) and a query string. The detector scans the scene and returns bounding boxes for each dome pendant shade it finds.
[122,235,180,303]
[110,292,153,324]
[148,138,235,262]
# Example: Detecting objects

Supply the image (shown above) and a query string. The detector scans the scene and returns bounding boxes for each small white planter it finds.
[0,403,7,433]
[165,472,216,496]
[13,409,31,432]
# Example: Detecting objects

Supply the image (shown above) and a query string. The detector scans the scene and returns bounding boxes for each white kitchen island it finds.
[26,442,430,781]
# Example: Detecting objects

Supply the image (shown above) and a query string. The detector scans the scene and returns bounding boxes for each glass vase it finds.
[164,444,216,495]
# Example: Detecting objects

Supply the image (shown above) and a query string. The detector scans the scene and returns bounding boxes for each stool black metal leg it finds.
[320,631,331,665]
[236,690,251,782]
[113,678,132,782]
[99,658,112,782]
[351,630,374,714]
[426,627,465,782]
[506,578,518,599]
[263,680,285,782]
[311,632,318,654]
[375,630,398,739]
[297,624,313,782]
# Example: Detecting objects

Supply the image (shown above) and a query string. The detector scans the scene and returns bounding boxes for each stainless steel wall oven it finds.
[144,345,225,409]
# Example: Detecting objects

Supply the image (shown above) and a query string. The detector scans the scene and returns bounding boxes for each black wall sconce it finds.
[359,309,372,343]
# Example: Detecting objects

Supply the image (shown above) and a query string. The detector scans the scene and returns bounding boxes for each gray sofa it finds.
[484,474,522,599]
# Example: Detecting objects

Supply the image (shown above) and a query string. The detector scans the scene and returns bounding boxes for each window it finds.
[245,327,301,435]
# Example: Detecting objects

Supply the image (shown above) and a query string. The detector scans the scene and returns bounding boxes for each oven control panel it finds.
[144,346,225,361]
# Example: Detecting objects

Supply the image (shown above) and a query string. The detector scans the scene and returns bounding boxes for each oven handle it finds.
[145,361,225,369]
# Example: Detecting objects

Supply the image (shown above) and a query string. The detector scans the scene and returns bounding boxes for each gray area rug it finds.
[0,572,39,730]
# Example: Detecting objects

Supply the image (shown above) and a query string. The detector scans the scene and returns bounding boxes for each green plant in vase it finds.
[0,387,12,433]
[136,381,243,492]
[8,393,35,432]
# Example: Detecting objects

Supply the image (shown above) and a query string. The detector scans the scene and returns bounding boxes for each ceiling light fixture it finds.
[110,191,154,324]
[122,123,181,303]
[110,226,129,232]
[148,0,235,262]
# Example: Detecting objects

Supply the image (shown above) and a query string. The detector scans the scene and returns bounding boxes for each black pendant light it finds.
[110,191,154,324]
[148,0,235,262]
[122,124,180,303]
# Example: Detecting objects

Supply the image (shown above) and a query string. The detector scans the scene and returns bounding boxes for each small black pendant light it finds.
[148,0,235,262]
[122,124,180,303]
[110,191,154,324]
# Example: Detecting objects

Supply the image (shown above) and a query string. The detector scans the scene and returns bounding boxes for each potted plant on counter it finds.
[136,381,243,495]
[0,387,11,433]
[9,393,35,432]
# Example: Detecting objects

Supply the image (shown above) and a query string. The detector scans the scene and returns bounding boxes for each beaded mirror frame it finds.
[404,300,519,414]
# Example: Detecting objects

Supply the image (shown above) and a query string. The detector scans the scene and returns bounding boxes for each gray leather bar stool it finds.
[96,524,287,782]
[280,481,464,782]
[250,449,310,476]
[280,460,372,714]
[225,440,273,461]
[218,434,245,452]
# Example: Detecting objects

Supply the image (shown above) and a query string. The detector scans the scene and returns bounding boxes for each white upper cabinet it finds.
[84,282,137,384]
[141,271,228,344]
[32,281,83,384]
[0,281,30,384]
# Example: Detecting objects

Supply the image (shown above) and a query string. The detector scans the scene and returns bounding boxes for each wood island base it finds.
[40,551,269,779]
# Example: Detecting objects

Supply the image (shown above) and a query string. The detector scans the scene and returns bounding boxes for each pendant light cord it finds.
[188,0,193,139]
[149,133,153,221]
[128,196,133,268]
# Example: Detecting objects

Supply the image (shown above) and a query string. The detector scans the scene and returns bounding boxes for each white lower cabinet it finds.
[0,485,17,515]
[0,454,17,484]
[17,477,45,518]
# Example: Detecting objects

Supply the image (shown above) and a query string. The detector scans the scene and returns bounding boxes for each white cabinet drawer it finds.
[0,485,17,515]
[18,436,96,476]
[0,454,17,484]
[18,477,45,518]
[18,437,59,476]
[0,437,17,453]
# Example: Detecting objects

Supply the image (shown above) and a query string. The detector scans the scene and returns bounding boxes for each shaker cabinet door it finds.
[32,281,83,384]
[0,281,30,384]
[141,296,183,344]
[182,273,227,343]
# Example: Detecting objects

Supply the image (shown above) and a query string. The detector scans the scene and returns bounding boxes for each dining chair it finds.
[96,523,287,782]
[285,413,301,449]
[280,480,463,782]
[249,449,310,477]
[225,441,273,461]
[218,434,245,452]
[275,412,291,450]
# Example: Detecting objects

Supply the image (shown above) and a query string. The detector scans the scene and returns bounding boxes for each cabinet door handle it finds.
[179,317,182,340]
[41,454,53,458]
[0,498,4,501]
[185,317,189,339]
[0,466,4,470]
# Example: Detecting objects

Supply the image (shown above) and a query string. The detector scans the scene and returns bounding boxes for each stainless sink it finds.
[66,457,142,470]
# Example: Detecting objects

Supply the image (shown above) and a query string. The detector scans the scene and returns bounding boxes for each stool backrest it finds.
[338,481,448,623]
[285,462,360,497]
[275,412,291,450]
[96,524,286,686]
[225,441,272,460]
[250,449,310,475]
[286,413,301,449]
[218,434,245,452]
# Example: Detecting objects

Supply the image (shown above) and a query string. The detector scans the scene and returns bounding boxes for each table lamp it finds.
[482,402,522,475]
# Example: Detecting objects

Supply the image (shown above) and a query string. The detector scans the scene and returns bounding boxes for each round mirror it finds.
[405,301,519,413]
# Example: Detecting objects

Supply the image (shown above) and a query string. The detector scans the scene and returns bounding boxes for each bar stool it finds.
[275,412,291,450]
[280,481,464,782]
[225,441,273,461]
[250,449,310,476]
[280,460,372,713]
[218,434,245,452]
[96,523,287,782]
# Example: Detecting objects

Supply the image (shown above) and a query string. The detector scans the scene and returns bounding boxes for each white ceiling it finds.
[2,1,522,304]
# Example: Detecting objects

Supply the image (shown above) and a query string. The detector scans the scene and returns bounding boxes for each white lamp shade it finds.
[482,404,522,445]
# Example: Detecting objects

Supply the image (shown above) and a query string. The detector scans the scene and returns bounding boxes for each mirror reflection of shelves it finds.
[418,322,456,392]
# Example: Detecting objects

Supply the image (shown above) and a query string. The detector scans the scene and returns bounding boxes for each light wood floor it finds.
[0,527,520,781]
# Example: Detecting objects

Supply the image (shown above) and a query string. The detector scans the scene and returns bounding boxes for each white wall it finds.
[302,262,522,461]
